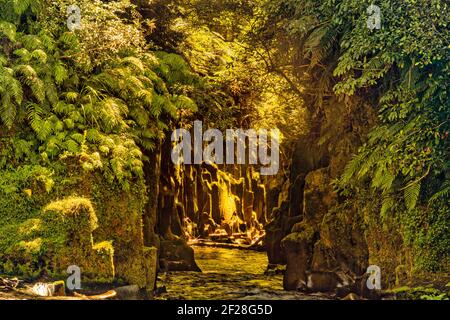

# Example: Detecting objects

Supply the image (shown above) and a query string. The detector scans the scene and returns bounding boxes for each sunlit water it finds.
[156,246,329,300]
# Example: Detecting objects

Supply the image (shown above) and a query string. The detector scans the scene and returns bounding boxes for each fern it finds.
[30,77,45,102]
[372,165,395,193]
[12,0,34,15]
[339,151,366,185]
[0,67,23,128]
[429,181,450,205]
[0,91,16,128]
[172,95,197,113]
[20,34,44,51]
[54,63,68,84]
[380,195,395,218]
[121,57,145,73]
[404,181,421,211]
[31,49,47,64]
[26,102,48,140]
[0,21,16,41]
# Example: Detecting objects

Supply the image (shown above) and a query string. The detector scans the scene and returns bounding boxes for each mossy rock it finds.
[0,148,155,289]
[282,221,315,246]
[42,197,98,247]
[0,196,115,283]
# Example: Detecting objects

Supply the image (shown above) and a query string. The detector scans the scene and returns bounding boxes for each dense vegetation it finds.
[150,0,449,273]
[0,0,448,295]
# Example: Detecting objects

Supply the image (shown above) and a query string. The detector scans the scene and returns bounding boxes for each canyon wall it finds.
[265,96,384,293]
[148,141,267,271]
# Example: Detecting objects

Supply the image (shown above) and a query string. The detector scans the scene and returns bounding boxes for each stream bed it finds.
[156,246,331,300]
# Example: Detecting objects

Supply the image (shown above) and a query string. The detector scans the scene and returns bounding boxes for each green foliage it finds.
[392,286,450,300]
[0,0,204,285]
[255,0,448,273]
[0,0,199,188]
[328,0,449,271]
[0,0,447,285]
[0,164,53,229]
[0,192,114,280]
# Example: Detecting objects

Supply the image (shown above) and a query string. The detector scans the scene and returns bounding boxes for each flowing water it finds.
[156,246,330,300]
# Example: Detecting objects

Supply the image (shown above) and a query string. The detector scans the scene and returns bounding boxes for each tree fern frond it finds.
[340,151,366,185]
[121,57,145,73]
[86,128,102,143]
[99,98,128,130]
[12,0,33,15]
[14,64,38,78]
[19,34,43,51]
[53,101,74,115]
[64,91,78,102]
[380,195,395,218]
[70,133,84,144]
[54,63,68,84]
[172,95,197,112]
[429,181,450,204]
[130,107,149,127]
[14,48,31,61]
[150,94,165,118]
[138,89,153,107]
[30,77,45,102]
[64,138,80,153]
[0,21,17,41]
[372,165,395,193]
[0,91,16,129]
[31,49,47,64]
[404,181,421,211]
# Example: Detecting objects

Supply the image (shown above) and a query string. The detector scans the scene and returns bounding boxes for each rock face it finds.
[266,96,377,293]
[154,142,267,271]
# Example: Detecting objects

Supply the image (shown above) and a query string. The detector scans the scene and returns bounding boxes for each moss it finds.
[14,238,44,257]
[0,157,155,289]
[390,286,450,300]
[283,222,315,244]
[142,246,158,293]
[88,171,150,288]
[42,197,98,249]
[43,197,98,233]
[0,194,115,282]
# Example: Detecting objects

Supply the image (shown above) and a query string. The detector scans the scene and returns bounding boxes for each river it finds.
[156,246,331,300]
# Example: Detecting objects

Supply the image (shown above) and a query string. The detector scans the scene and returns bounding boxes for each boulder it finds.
[281,223,315,290]
[159,239,201,272]
[115,285,142,300]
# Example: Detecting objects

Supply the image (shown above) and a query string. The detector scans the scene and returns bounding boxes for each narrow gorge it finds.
[0,0,448,301]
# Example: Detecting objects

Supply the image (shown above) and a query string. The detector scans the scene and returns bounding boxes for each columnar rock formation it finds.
[152,143,267,271]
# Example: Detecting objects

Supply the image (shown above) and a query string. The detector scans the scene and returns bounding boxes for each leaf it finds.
[429,181,450,204]
[121,57,145,73]
[0,21,17,41]
[380,195,395,218]
[31,49,47,63]
[13,0,32,15]
[54,63,69,84]
[404,182,421,211]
